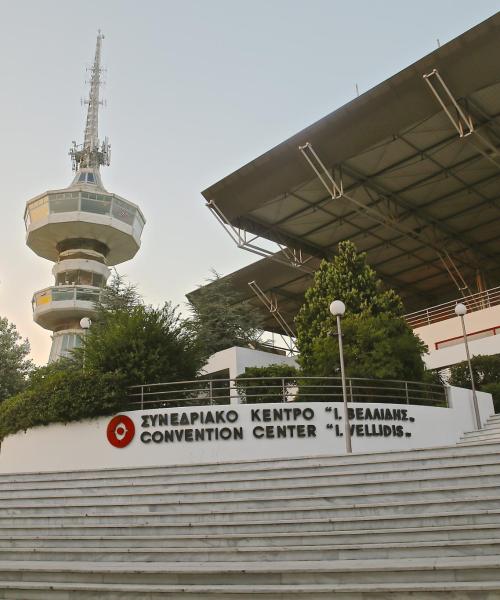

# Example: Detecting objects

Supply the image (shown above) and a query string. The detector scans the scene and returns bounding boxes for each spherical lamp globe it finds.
[454,303,467,317]
[80,317,92,330]
[329,300,346,317]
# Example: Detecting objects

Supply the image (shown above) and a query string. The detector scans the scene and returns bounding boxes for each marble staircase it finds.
[1,436,500,597]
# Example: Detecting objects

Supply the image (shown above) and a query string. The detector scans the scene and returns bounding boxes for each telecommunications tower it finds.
[24,33,145,362]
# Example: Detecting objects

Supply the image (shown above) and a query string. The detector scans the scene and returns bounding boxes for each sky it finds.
[1,0,499,364]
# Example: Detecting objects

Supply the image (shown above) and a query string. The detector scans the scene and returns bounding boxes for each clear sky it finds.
[1,0,499,364]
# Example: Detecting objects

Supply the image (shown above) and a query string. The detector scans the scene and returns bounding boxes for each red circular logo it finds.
[107,415,135,448]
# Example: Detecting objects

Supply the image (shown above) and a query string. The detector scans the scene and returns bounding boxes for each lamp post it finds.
[329,300,352,453]
[454,303,481,429]
[80,317,91,370]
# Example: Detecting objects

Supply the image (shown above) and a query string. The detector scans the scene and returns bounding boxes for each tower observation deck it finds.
[24,33,146,362]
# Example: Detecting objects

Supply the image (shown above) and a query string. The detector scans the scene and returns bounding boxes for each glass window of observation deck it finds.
[78,172,96,184]
[112,198,135,225]
[27,197,49,225]
[81,192,111,215]
[55,271,104,287]
[52,288,75,302]
[75,287,100,302]
[49,192,79,213]
[133,212,145,238]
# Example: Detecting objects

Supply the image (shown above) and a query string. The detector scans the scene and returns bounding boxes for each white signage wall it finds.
[0,386,493,474]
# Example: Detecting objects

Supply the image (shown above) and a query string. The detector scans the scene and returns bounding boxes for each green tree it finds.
[78,303,202,387]
[187,271,264,359]
[235,363,299,403]
[0,317,33,402]
[449,354,500,412]
[295,241,427,380]
[95,273,142,313]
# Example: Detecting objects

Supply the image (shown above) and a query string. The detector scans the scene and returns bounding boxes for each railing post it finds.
[141,386,144,410]
[349,379,353,402]
[405,381,409,405]
[229,379,240,405]
[209,380,213,405]
[282,377,286,403]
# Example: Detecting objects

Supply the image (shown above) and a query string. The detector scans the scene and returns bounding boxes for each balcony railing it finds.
[128,376,447,410]
[32,285,101,311]
[404,286,500,329]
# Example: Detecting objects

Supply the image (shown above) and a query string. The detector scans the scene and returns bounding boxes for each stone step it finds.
[1,579,500,599]
[483,419,500,428]
[464,427,500,435]
[2,461,500,498]
[1,481,499,517]
[458,438,500,447]
[2,496,499,527]
[0,454,500,498]
[462,427,500,439]
[2,442,500,485]
[476,432,500,439]
[1,473,499,508]
[457,437,500,446]
[478,427,500,434]
[0,557,498,585]
[2,523,500,549]
[1,538,500,562]
[1,508,498,536]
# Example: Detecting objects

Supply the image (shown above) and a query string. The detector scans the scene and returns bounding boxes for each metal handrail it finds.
[404,286,500,329]
[128,376,447,411]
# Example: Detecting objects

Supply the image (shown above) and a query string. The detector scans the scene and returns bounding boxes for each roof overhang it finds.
[195,13,500,331]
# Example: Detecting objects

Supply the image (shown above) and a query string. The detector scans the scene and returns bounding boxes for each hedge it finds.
[235,364,299,404]
[0,370,127,442]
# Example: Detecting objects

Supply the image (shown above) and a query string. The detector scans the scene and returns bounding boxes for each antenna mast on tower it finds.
[70,31,111,171]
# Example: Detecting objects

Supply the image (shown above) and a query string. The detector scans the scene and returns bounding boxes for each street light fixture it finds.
[80,318,91,370]
[80,317,92,330]
[454,303,481,429]
[329,300,352,453]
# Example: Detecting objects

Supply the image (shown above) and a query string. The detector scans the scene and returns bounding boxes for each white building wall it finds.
[0,387,493,474]
[202,346,298,380]
[414,305,500,370]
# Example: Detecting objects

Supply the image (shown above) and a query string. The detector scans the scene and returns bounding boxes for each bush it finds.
[0,369,127,442]
[482,383,500,413]
[306,315,427,381]
[76,303,202,387]
[449,354,500,413]
[235,364,299,404]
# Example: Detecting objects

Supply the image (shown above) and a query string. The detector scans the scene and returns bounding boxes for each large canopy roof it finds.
[193,13,500,333]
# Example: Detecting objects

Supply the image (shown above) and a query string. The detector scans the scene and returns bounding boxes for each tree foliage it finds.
[187,271,264,359]
[449,353,500,412]
[295,241,427,381]
[0,370,126,442]
[60,274,201,387]
[78,302,202,387]
[0,317,33,402]
[95,273,142,313]
[235,363,299,404]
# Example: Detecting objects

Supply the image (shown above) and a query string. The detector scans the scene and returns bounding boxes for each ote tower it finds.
[24,33,145,362]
